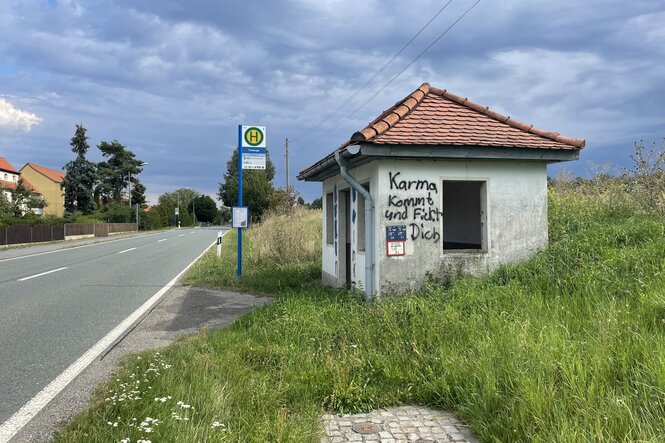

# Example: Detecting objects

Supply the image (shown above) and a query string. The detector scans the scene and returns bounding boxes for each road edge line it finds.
[0,234,223,442]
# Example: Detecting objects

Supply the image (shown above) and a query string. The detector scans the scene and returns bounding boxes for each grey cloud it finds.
[0,0,663,202]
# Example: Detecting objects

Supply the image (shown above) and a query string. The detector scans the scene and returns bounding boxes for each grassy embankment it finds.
[55,183,665,442]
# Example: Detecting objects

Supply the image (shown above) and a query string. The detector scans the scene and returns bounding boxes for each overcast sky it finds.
[0,0,663,203]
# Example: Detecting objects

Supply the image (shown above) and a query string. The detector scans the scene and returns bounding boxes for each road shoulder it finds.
[11,286,272,443]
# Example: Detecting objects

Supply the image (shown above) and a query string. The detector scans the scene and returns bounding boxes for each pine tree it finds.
[96,140,145,204]
[131,179,147,207]
[61,124,97,215]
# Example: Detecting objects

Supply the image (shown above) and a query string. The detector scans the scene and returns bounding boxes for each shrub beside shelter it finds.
[298,83,585,296]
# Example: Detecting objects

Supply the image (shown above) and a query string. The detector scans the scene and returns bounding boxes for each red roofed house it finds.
[0,157,44,215]
[297,83,585,297]
[20,163,65,217]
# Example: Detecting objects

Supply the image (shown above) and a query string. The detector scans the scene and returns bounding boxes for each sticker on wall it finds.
[386,240,406,257]
[386,225,407,241]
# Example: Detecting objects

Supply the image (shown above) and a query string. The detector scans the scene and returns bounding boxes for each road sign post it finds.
[237,126,243,277]
[237,125,267,278]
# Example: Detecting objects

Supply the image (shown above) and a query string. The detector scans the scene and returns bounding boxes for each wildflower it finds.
[211,421,226,429]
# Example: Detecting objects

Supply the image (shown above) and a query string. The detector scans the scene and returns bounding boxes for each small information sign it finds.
[386,225,407,241]
[386,240,406,257]
[232,206,249,228]
[241,155,266,170]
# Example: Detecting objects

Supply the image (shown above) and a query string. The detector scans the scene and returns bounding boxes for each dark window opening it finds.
[442,181,484,250]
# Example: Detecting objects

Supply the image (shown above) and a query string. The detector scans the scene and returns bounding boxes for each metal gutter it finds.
[334,148,374,300]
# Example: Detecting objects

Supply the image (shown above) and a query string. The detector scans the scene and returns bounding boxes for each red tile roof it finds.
[348,83,585,149]
[22,162,65,183]
[299,83,585,178]
[0,157,19,173]
[0,177,40,194]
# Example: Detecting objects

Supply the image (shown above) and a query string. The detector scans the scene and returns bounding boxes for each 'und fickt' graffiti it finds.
[385,171,441,242]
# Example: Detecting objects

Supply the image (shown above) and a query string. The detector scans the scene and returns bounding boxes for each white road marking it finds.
[118,247,137,254]
[17,267,68,282]
[178,234,185,237]
[158,239,167,243]
[0,233,225,442]
[0,231,168,263]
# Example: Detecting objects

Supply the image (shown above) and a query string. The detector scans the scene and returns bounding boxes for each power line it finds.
[347,0,482,120]
[319,1,455,127]
[307,0,482,148]
[291,0,455,145]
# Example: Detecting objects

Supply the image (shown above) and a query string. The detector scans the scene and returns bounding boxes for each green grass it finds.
[181,228,321,294]
[55,195,665,442]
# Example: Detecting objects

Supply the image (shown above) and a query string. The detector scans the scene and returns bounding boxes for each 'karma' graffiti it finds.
[385,171,441,243]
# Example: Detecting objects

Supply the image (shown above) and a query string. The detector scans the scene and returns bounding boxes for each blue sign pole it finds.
[237,125,243,278]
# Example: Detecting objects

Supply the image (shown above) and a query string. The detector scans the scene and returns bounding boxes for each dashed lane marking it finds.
[17,267,68,282]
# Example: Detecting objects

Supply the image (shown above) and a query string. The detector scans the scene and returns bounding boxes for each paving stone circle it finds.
[321,405,479,443]
[352,422,382,434]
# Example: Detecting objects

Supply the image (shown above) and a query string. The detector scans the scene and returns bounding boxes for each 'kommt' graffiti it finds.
[385,171,442,242]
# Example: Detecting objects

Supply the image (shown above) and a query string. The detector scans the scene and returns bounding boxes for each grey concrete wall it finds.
[319,158,547,296]
[375,158,548,294]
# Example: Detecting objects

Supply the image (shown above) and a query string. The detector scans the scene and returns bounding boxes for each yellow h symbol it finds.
[244,127,264,146]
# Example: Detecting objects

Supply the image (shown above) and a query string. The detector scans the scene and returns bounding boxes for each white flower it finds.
[211,421,226,429]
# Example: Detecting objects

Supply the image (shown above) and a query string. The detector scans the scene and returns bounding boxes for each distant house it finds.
[0,157,43,215]
[20,163,65,217]
[297,83,585,297]
[0,157,20,202]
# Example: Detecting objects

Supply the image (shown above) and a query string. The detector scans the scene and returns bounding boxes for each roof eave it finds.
[297,143,581,182]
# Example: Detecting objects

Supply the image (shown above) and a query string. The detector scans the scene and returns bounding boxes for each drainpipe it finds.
[335,149,374,300]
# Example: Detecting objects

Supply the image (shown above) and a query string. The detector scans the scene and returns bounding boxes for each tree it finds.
[0,190,11,216]
[187,194,217,223]
[218,149,275,220]
[308,196,323,209]
[10,178,46,216]
[266,186,300,214]
[154,188,198,227]
[131,180,147,207]
[61,124,97,214]
[96,140,144,205]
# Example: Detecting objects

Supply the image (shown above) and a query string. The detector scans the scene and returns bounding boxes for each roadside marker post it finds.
[216,230,223,258]
[237,125,267,278]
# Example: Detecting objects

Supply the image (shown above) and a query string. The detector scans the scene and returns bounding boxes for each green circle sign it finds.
[244,127,264,147]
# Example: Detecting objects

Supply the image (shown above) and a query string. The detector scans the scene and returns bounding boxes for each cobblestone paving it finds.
[321,405,479,443]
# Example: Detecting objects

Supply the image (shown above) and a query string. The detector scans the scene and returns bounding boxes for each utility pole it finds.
[285,137,290,189]
[128,172,132,207]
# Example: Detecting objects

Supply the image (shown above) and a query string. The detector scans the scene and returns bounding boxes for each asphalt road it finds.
[0,227,225,428]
